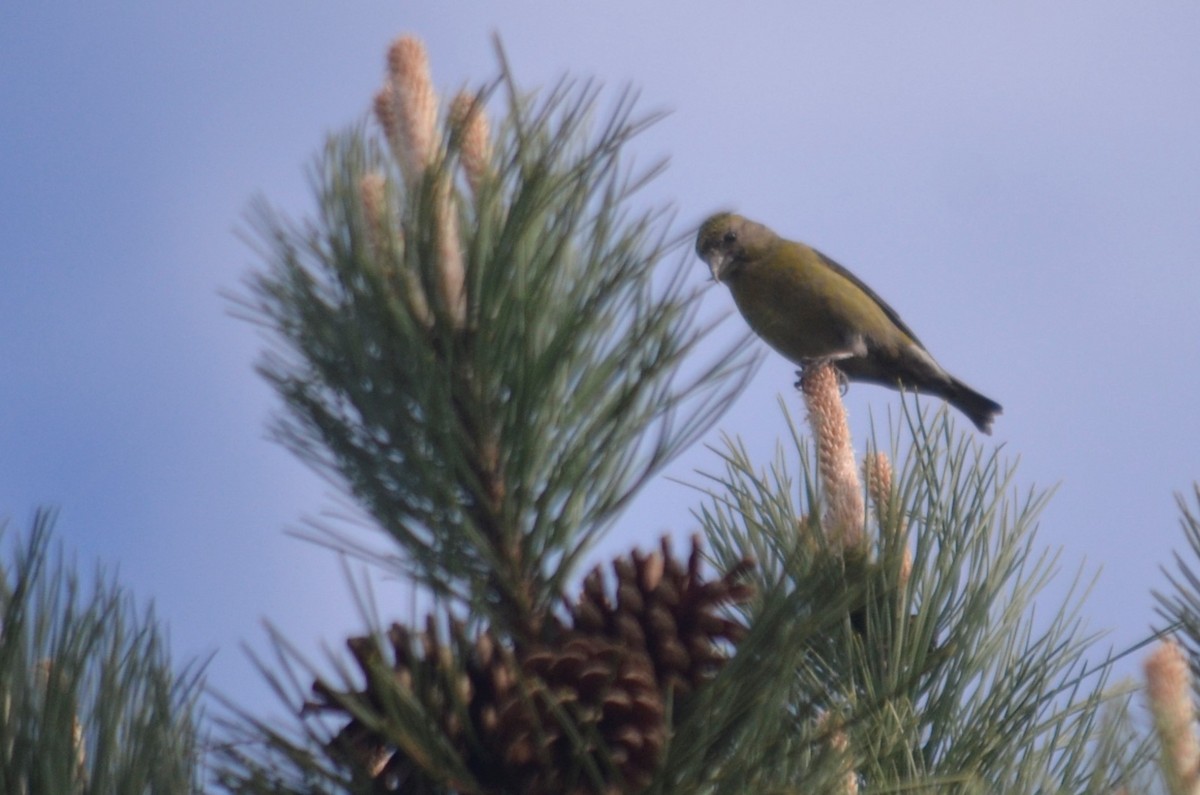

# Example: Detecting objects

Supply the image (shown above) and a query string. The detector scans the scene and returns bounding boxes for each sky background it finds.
[3,2,1200,725]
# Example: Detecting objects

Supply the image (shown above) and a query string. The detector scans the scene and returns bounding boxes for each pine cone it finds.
[313,616,518,793]
[311,619,664,794]
[571,535,754,696]
[497,635,665,794]
[310,536,753,793]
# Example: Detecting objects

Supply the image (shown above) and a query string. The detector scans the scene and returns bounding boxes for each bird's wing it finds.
[812,247,926,349]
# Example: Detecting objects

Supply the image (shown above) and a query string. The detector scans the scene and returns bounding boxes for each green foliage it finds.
[0,509,206,794]
[236,64,753,635]
[690,402,1152,793]
[220,51,755,793]
[212,624,357,794]
[221,38,1161,795]
[1156,485,1200,665]
[1151,486,1200,795]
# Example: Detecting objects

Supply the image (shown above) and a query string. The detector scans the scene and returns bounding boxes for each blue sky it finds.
[3,3,1200,717]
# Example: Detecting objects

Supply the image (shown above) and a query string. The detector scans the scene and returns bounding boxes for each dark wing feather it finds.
[812,248,926,348]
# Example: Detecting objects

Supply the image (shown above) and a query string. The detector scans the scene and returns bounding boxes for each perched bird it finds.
[695,212,1001,434]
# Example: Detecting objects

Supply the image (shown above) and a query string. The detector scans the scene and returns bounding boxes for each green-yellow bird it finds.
[696,212,1002,434]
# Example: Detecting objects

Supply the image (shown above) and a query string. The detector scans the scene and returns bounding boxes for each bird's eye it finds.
[723,231,738,244]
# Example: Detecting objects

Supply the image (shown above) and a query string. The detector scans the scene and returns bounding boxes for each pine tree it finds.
[0,510,206,794]
[215,34,1158,794]
[1146,486,1200,795]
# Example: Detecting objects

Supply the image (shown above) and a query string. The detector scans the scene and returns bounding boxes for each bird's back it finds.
[727,239,919,363]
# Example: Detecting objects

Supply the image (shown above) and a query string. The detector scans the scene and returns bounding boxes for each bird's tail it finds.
[945,378,1003,435]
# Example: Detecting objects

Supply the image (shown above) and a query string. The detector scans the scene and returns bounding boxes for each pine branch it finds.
[220,33,758,795]
[220,29,1168,795]
[1155,486,1200,666]
[0,509,206,794]
[234,39,753,643]
[693,400,1152,793]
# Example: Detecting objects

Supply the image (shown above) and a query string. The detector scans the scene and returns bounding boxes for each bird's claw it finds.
[793,360,850,395]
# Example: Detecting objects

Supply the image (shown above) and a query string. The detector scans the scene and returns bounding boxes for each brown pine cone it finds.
[497,635,665,794]
[570,535,754,695]
[310,536,753,793]
[312,617,517,793]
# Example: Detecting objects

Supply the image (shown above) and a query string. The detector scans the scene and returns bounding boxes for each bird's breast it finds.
[726,256,851,363]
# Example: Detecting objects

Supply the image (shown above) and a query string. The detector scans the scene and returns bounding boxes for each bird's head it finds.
[695,212,777,283]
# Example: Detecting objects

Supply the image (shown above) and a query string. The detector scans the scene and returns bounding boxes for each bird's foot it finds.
[794,360,849,395]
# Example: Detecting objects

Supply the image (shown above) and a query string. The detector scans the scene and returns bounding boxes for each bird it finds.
[695,212,1002,434]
